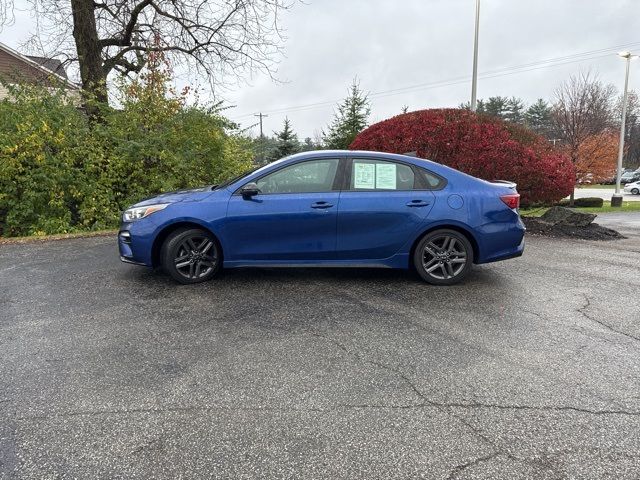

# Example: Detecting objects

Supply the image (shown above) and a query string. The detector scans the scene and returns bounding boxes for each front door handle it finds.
[311,201,334,209]
[406,200,430,207]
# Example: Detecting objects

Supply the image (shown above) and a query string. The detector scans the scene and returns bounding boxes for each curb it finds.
[0,230,117,245]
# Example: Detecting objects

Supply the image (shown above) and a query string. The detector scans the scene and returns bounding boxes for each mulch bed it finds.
[523,217,625,241]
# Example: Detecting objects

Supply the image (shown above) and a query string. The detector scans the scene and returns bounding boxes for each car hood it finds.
[133,186,214,207]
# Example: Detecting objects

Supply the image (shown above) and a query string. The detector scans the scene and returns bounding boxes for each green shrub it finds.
[0,84,92,236]
[0,70,254,237]
[557,197,604,208]
[574,197,604,207]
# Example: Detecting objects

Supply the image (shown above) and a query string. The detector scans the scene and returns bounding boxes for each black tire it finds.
[161,228,221,284]
[632,188,639,195]
[413,229,474,285]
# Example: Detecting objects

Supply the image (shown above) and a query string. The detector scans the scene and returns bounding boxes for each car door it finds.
[224,157,342,262]
[336,157,436,260]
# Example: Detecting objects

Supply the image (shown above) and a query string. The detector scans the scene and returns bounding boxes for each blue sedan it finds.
[118,150,525,285]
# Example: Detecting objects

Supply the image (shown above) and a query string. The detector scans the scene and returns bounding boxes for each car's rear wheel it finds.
[632,188,639,195]
[161,228,221,284]
[413,229,473,285]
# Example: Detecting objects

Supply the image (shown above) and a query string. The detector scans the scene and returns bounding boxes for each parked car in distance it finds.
[602,169,636,185]
[118,151,525,286]
[623,181,640,195]
[621,172,640,184]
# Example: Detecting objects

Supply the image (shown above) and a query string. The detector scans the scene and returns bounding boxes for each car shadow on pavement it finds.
[123,262,503,290]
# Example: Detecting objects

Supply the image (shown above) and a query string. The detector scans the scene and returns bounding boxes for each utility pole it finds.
[612,51,637,207]
[254,113,268,164]
[470,0,480,112]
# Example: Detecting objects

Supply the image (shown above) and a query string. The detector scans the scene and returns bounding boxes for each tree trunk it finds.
[569,189,575,207]
[70,0,107,117]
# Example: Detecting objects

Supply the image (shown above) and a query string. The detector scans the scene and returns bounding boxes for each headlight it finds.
[122,203,169,222]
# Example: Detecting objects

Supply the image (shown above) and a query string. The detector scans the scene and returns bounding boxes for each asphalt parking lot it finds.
[1,226,640,479]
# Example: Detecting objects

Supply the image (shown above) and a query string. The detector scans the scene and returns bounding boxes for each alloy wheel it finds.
[421,234,468,280]
[173,235,217,280]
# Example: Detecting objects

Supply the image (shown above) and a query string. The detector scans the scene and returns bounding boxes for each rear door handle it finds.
[406,200,430,207]
[311,201,334,209]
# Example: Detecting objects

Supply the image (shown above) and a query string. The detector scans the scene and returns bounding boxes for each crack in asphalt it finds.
[12,405,329,421]
[307,332,640,478]
[11,399,638,423]
[309,331,640,478]
[306,334,521,475]
[309,332,640,416]
[578,294,640,343]
[8,331,640,425]
[446,452,502,480]
[129,437,163,456]
[6,328,639,478]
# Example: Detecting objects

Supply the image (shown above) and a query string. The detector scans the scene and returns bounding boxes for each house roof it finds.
[0,41,79,89]
[26,55,68,79]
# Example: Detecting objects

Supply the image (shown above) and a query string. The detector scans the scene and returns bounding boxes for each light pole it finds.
[612,51,638,207]
[470,0,480,112]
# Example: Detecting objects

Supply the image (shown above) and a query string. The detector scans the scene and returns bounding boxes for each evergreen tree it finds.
[525,98,554,137]
[323,79,371,149]
[504,97,525,123]
[252,134,279,165]
[300,137,317,151]
[269,117,300,160]
[483,96,510,119]
[459,99,485,112]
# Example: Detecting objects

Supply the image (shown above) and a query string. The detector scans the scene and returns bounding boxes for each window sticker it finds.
[375,163,397,189]
[353,162,375,189]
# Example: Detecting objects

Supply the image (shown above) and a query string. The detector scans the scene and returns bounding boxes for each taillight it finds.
[500,193,520,209]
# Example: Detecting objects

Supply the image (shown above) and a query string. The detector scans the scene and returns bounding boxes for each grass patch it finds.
[576,184,615,189]
[521,202,640,217]
[575,202,640,214]
[520,207,549,217]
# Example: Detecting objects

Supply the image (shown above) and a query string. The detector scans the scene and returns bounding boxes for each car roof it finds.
[282,149,445,169]
[224,149,474,191]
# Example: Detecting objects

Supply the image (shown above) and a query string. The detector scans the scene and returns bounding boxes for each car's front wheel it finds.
[413,229,473,285]
[632,188,639,195]
[161,228,221,284]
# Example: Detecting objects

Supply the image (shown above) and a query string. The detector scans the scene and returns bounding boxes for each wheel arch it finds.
[151,220,222,268]
[409,223,480,268]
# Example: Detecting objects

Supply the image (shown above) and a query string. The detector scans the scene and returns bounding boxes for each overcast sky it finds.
[2,0,640,138]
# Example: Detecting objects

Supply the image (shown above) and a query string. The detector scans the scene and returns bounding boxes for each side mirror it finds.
[240,182,261,198]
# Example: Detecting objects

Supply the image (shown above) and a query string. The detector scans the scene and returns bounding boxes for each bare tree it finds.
[1,0,293,115]
[552,72,616,201]
[615,90,640,168]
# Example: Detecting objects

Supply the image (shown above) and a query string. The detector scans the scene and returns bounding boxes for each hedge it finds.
[350,108,575,206]
[0,79,253,237]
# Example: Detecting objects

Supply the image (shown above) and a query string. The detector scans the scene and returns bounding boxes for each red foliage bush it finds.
[349,108,575,206]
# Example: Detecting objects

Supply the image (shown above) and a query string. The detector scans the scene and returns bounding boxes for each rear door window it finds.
[350,159,415,190]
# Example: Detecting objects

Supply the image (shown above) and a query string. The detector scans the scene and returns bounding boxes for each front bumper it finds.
[120,255,146,266]
[118,222,156,267]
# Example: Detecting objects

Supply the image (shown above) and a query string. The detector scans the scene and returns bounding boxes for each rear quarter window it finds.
[417,167,447,190]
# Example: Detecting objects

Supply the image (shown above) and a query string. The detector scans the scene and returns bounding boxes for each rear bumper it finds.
[480,235,525,264]
[475,216,526,264]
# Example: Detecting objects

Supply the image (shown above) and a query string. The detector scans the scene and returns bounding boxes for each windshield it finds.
[213,164,263,190]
